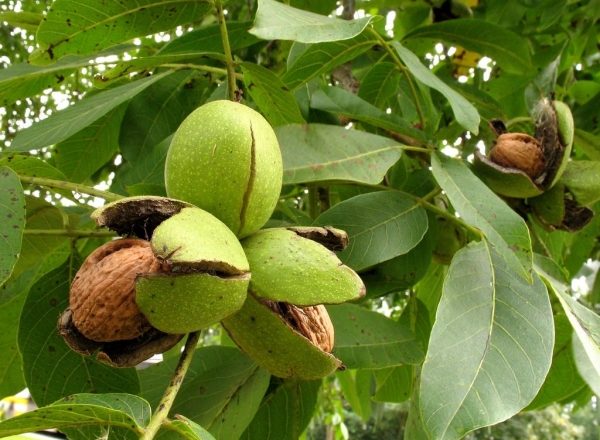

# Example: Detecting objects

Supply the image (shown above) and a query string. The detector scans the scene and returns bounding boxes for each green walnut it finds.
[473,100,574,198]
[222,227,365,379]
[165,100,283,238]
[59,196,250,367]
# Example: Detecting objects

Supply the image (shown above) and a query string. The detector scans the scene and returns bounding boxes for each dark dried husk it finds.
[58,309,183,367]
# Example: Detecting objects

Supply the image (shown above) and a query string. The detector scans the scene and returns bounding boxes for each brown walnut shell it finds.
[489,133,545,180]
[70,238,166,342]
[265,301,334,353]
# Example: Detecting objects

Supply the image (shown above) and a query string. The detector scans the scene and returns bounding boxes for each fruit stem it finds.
[215,0,237,101]
[23,229,116,238]
[140,331,202,440]
[368,27,426,132]
[18,175,122,202]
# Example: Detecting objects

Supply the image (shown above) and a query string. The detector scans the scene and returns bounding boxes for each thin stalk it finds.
[19,175,122,202]
[308,185,319,219]
[140,331,201,440]
[215,0,237,101]
[160,63,243,80]
[23,229,116,238]
[368,28,425,130]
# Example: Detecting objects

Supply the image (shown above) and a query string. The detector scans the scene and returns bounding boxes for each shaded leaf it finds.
[373,365,413,403]
[0,295,27,399]
[431,152,532,280]
[310,86,426,142]
[328,303,424,368]
[11,72,171,151]
[419,241,554,439]
[163,416,216,440]
[315,191,428,271]
[160,22,260,55]
[0,393,149,437]
[0,53,119,106]
[573,336,600,397]
[277,124,403,186]
[18,263,140,407]
[539,264,600,386]
[337,370,373,421]
[250,0,372,43]
[527,313,587,410]
[53,105,126,182]
[0,167,26,286]
[119,71,207,162]
[241,62,305,126]
[282,33,376,89]
[561,160,600,206]
[240,380,320,440]
[358,62,401,108]
[140,346,269,439]
[31,0,212,64]
[404,19,532,74]
[391,42,480,134]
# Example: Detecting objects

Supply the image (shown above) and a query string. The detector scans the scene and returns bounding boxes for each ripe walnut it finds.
[70,238,166,342]
[266,302,334,353]
[489,133,545,180]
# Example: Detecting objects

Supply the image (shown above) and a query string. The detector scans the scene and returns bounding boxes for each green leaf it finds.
[282,33,376,89]
[373,365,413,403]
[277,124,403,186]
[18,263,140,407]
[560,160,600,206]
[163,416,216,440]
[358,62,401,108]
[250,0,373,43]
[310,86,427,142]
[53,105,126,182]
[30,0,212,64]
[431,153,532,280]
[0,295,27,399]
[391,42,480,134]
[327,303,425,368]
[0,155,67,181]
[574,129,600,161]
[240,380,320,440]
[119,71,207,162]
[140,346,269,439]
[0,56,89,106]
[539,265,600,388]
[241,62,305,126]
[160,21,260,55]
[11,72,171,151]
[0,393,149,437]
[112,136,171,197]
[573,336,600,397]
[0,167,25,286]
[1,197,70,305]
[315,191,428,271]
[337,370,373,421]
[419,241,554,440]
[403,19,532,74]
[527,313,587,410]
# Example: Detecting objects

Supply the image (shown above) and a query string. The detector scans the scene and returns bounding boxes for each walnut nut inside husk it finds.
[489,133,545,180]
[69,238,166,342]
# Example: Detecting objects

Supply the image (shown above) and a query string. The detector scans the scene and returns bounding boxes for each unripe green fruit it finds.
[242,227,365,305]
[223,226,363,379]
[165,100,283,238]
[222,295,341,380]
